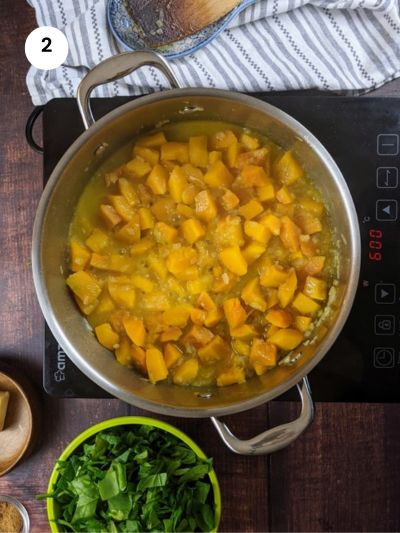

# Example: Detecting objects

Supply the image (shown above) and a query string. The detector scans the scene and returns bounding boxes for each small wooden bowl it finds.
[0,372,34,476]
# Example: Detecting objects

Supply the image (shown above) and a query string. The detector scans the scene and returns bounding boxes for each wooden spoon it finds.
[124,0,243,47]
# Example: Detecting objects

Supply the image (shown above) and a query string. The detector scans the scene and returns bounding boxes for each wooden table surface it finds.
[1,1,400,531]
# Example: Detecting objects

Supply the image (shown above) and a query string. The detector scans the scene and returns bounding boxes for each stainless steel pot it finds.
[32,51,361,454]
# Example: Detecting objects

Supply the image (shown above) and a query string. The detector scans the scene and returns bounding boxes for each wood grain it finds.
[0,0,400,531]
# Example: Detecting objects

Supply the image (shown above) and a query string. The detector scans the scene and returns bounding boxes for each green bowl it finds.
[47,416,221,532]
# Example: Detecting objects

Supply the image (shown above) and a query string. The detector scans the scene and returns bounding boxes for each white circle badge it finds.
[25,26,69,70]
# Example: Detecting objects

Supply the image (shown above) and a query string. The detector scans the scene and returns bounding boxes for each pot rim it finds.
[32,88,361,417]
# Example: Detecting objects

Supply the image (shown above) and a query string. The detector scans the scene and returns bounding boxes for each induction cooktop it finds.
[39,95,400,402]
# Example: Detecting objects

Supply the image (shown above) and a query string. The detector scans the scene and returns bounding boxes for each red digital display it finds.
[368,229,383,261]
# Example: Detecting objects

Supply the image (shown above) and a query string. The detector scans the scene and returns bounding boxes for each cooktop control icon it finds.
[376,199,398,221]
[374,315,396,335]
[377,134,399,156]
[373,347,395,368]
[375,283,396,304]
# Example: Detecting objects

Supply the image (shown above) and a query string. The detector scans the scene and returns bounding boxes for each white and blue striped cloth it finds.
[26,0,400,105]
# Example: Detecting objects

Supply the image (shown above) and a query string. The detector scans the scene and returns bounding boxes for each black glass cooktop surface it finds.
[41,95,400,401]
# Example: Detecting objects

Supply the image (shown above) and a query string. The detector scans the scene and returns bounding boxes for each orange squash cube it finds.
[219,246,248,276]
[172,359,199,385]
[211,129,237,149]
[260,264,288,288]
[240,165,269,187]
[118,178,139,206]
[257,182,275,202]
[295,315,312,332]
[146,346,168,383]
[195,190,217,221]
[100,204,122,228]
[209,150,222,165]
[230,324,258,339]
[138,207,154,230]
[115,217,141,244]
[239,199,264,220]
[123,317,146,346]
[130,345,147,374]
[241,277,267,312]
[292,292,321,315]
[259,213,281,236]
[125,157,152,178]
[163,343,183,369]
[220,189,240,211]
[276,186,294,204]
[189,135,208,167]
[166,247,197,276]
[66,271,102,305]
[85,229,109,253]
[153,222,178,244]
[108,281,136,309]
[280,216,301,252]
[242,242,266,265]
[146,164,168,195]
[265,309,293,328]
[95,323,120,350]
[204,160,234,188]
[70,241,91,272]
[273,150,304,185]
[161,142,189,164]
[162,304,192,327]
[115,336,133,366]
[216,367,245,386]
[244,220,271,245]
[250,338,277,371]
[278,269,298,308]
[182,218,206,244]
[168,166,188,202]
[223,297,247,328]
[240,132,260,150]
[136,131,167,147]
[133,145,160,165]
[198,335,230,363]
[183,325,214,346]
[303,275,328,301]
[269,328,304,351]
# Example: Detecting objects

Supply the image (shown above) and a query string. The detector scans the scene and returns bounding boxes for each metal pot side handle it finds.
[211,377,314,455]
[77,51,183,130]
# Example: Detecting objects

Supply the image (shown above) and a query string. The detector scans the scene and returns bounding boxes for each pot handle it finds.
[77,51,183,130]
[211,377,314,455]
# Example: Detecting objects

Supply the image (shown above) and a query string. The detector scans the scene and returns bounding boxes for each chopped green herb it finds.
[39,426,216,532]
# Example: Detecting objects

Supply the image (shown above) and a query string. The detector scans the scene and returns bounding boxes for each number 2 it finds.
[41,37,52,52]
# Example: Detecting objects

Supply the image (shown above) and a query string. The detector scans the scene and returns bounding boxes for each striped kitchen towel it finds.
[26,0,400,105]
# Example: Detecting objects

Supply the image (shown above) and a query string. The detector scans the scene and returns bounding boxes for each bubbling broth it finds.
[66,120,337,387]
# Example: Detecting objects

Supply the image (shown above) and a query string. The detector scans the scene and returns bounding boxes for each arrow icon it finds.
[383,205,392,215]
[381,289,389,299]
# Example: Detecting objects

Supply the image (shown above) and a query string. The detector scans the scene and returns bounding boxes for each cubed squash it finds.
[235,147,269,169]
[108,281,136,308]
[232,339,250,356]
[133,145,160,165]
[220,189,240,211]
[225,139,240,167]
[85,229,109,253]
[295,315,312,332]
[160,327,183,342]
[299,237,317,257]
[298,198,324,217]
[269,328,304,351]
[244,221,271,244]
[303,276,328,301]
[273,150,304,185]
[278,269,298,308]
[131,275,154,293]
[242,242,266,265]
[204,307,224,327]
[259,213,281,236]
[250,338,277,370]
[168,166,188,202]
[219,246,248,276]
[115,336,133,366]
[115,217,141,244]
[136,131,167,147]
[147,254,168,280]
[209,150,222,165]
[276,186,294,204]
[118,178,139,206]
[211,129,237,149]
[189,135,208,167]
[266,288,279,309]
[146,164,168,195]
[130,238,155,255]
[107,255,135,273]
[182,218,206,244]
[161,142,189,164]
[125,157,152,178]
[163,343,183,369]
[190,308,207,325]
[162,304,192,327]
[177,203,194,218]
[292,292,321,315]
[197,291,216,311]
[257,182,275,201]
[238,199,264,220]
[138,208,154,230]
[123,317,146,346]
[95,293,116,315]
[204,160,233,188]
[296,213,323,235]
[151,198,176,222]
[240,132,260,150]
[70,241,91,272]
[100,204,122,228]
[66,271,102,305]
[195,190,218,221]
[130,345,147,374]
[95,323,120,350]
[183,325,214,346]
[265,309,293,328]
[240,165,269,187]
[172,359,199,385]
[241,278,267,312]
[260,264,288,288]
[217,367,245,386]
[230,324,258,339]
[89,253,109,270]
[153,222,178,244]
[166,247,197,276]
[214,216,244,248]
[280,216,301,252]
[223,297,247,328]
[198,335,230,363]
[146,346,168,383]
[303,256,326,276]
